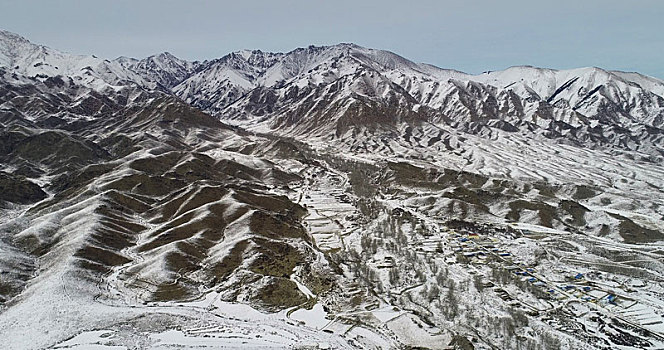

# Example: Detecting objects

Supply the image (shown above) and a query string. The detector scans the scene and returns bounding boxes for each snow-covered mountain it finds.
[116,40,662,158]
[115,51,202,90]
[0,29,154,90]
[3,29,662,143]
[171,49,284,113]
[3,29,664,350]
[473,66,664,127]
[156,41,664,131]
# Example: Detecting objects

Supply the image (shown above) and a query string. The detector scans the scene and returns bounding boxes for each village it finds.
[280,160,664,349]
[380,218,664,347]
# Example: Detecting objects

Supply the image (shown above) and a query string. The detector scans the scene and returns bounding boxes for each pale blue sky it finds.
[1,0,662,78]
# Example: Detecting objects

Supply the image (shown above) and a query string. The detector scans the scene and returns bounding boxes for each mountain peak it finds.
[157,51,177,59]
[0,29,27,42]
[0,29,40,67]
[233,49,262,60]
[0,29,33,47]
[114,51,198,89]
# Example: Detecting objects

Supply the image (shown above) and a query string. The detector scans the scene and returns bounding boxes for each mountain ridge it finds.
[3,29,662,101]
[3,29,664,160]
[3,28,664,350]
[2,29,663,158]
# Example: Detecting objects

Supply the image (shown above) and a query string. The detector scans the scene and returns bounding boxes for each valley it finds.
[1,29,664,349]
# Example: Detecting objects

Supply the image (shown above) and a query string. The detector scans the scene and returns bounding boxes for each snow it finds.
[0,29,153,91]
[51,330,126,350]
[148,329,289,349]
[385,314,450,349]
[610,70,664,98]
[290,304,330,330]
[3,28,664,350]
[291,274,316,299]
[371,305,404,323]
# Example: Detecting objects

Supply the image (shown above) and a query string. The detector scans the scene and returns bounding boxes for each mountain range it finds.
[2,29,664,350]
